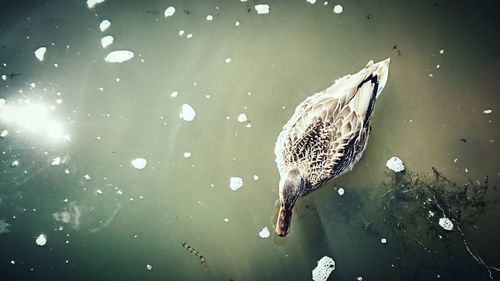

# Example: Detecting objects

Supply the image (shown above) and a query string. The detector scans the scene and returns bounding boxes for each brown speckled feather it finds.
[275,59,390,195]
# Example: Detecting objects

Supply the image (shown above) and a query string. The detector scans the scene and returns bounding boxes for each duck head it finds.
[275,168,305,237]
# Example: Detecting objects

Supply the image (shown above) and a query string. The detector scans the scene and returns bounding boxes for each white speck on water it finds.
[225,57,232,63]
[183,152,191,158]
[51,157,61,166]
[337,187,344,196]
[439,217,454,231]
[55,99,62,104]
[237,113,248,123]
[483,109,492,114]
[131,158,147,170]
[99,20,111,32]
[324,1,328,5]
[116,189,123,195]
[465,168,468,173]
[258,227,270,238]
[100,35,114,48]
[439,49,444,54]
[333,4,343,14]
[36,234,47,246]
[306,0,317,4]
[179,104,196,121]
[429,73,434,78]
[64,169,70,175]
[104,50,134,63]
[453,158,458,163]
[428,210,435,217]
[1,75,6,80]
[312,256,335,281]
[229,177,243,191]
[178,30,185,36]
[357,277,363,281]
[235,21,240,26]
[0,129,8,138]
[96,189,103,195]
[170,91,178,97]
[164,6,175,17]
[224,218,230,223]
[381,238,387,244]
[253,174,259,181]
[87,0,105,8]
[11,160,19,167]
[34,47,47,61]
[10,260,15,265]
[206,15,213,21]
[254,4,270,14]
[186,33,193,39]
[146,264,152,271]
[386,156,405,172]
[84,174,91,180]
[436,64,440,69]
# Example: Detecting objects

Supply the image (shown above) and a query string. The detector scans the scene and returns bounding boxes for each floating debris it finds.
[35,234,47,246]
[206,15,213,21]
[237,113,248,123]
[164,6,176,17]
[333,4,343,14]
[259,227,270,238]
[170,91,179,97]
[306,0,317,4]
[83,174,91,180]
[99,20,111,32]
[183,152,191,158]
[104,50,134,63]
[483,109,492,114]
[253,174,259,181]
[96,189,103,195]
[439,49,444,54]
[87,0,105,9]
[11,160,19,167]
[235,21,240,26]
[438,217,454,231]
[146,264,152,271]
[225,57,232,64]
[386,156,405,172]
[229,177,243,191]
[34,47,47,61]
[181,242,207,266]
[254,4,270,14]
[224,218,230,223]
[0,129,8,138]
[337,187,344,196]
[357,277,363,281]
[100,35,114,48]
[131,158,147,170]
[380,238,387,244]
[312,256,335,281]
[179,104,196,121]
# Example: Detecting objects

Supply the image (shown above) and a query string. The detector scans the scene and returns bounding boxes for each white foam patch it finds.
[386,156,405,172]
[183,152,191,158]
[312,256,335,281]
[237,113,248,123]
[104,50,134,63]
[259,227,270,238]
[1,75,6,81]
[380,238,387,244]
[438,217,454,231]
[170,91,179,97]
[164,6,176,17]
[337,187,344,196]
[254,4,270,14]
[146,264,152,271]
[0,129,8,138]
[229,177,243,191]
[483,109,492,114]
[51,157,61,166]
[99,20,111,32]
[131,158,147,170]
[333,4,343,14]
[306,0,317,4]
[225,57,232,63]
[34,47,47,61]
[206,15,213,21]
[179,104,196,121]
[87,0,106,8]
[101,35,114,48]
[35,234,47,246]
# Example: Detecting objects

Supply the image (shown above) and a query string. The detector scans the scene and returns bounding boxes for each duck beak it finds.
[275,205,292,237]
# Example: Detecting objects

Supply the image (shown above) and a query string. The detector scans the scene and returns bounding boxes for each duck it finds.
[274,58,391,237]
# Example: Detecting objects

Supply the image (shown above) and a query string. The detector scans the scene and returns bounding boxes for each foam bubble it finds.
[104,50,134,63]
[254,4,270,14]
[312,256,335,281]
[229,177,243,191]
[386,156,405,172]
[35,234,47,246]
[131,158,147,170]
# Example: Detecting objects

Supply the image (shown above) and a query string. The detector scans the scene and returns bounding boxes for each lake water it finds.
[0,0,499,280]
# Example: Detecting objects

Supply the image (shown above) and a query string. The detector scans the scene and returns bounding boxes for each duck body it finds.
[274,58,390,236]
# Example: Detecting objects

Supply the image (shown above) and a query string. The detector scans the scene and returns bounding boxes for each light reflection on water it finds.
[0,0,499,280]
